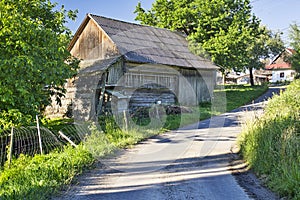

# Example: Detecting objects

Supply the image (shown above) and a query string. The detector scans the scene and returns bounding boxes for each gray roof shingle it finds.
[88,14,218,70]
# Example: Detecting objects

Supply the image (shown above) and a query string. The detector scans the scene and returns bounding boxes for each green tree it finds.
[0,0,79,122]
[135,0,260,80]
[289,23,300,77]
[244,26,284,86]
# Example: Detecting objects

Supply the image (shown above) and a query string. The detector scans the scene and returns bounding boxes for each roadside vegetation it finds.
[239,80,300,199]
[218,84,268,111]
[0,84,268,199]
[0,145,94,199]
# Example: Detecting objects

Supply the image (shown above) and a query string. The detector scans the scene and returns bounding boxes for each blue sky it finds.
[53,0,300,45]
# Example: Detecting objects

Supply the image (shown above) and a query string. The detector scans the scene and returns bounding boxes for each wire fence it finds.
[0,126,62,166]
[0,105,191,167]
[0,119,91,167]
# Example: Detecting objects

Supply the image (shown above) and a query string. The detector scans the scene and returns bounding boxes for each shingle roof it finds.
[265,48,295,70]
[265,63,292,70]
[79,56,121,75]
[71,14,218,70]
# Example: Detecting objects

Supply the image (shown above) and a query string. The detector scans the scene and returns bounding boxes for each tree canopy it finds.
[243,26,284,85]
[289,23,300,77]
[135,0,283,85]
[0,0,79,122]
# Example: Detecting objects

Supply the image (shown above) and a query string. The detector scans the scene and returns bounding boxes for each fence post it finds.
[123,110,128,132]
[36,115,43,154]
[7,127,14,168]
[58,131,78,148]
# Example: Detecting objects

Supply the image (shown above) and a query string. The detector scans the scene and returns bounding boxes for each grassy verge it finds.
[239,80,300,199]
[0,84,269,199]
[0,145,94,200]
[220,84,268,111]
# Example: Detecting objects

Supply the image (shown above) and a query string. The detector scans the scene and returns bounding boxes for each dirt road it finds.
[54,87,282,200]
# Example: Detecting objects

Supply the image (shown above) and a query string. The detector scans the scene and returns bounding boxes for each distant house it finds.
[265,48,296,83]
[225,72,267,85]
[46,14,218,120]
[225,73,250,85]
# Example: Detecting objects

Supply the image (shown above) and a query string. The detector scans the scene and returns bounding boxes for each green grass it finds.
[41,118,74,133]
[220,84,268,111]
[239,80,300,199]
[0,145,94,200]
[161,103,216,130]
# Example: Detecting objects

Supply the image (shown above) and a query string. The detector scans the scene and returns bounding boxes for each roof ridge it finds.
[89,13,145,27]
[88,13,186,35]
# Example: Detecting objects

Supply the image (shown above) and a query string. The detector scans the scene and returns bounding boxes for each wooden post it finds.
[59,131,77,147]
[36,115,43,154]
[155,101,161,121]
[7,127,14,168]
[96,72,108,117]
[123,110,128,132]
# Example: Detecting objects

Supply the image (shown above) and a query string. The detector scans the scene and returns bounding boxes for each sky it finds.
[52,0,300,46]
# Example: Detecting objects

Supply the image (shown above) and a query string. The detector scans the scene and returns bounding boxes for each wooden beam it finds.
[96,72,108,116]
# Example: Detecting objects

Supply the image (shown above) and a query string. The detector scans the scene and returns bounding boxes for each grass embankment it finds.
[221,84,268,111]
[239,80,300,199]
[0,84,268,199]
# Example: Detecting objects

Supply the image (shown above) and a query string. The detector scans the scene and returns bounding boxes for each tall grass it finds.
[0,145,94,199]
[239,80,300,199]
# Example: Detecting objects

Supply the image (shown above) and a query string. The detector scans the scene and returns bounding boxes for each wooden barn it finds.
[46,14,218,120]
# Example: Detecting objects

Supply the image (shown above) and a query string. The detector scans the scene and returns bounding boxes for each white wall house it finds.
[265,48,296,83]
[270,69,295,83]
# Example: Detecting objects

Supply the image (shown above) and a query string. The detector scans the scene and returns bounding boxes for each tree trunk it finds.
[222,72,226,85]
[249,67,255,86]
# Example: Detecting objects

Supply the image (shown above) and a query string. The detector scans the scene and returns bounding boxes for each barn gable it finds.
[69,15,118,61]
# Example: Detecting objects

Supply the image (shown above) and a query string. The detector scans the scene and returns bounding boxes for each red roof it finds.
[265,63,292,70]
[265,48,295,70]
[286,48,296,54]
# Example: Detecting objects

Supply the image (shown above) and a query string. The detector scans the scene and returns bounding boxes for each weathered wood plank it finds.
[70,19,118,60]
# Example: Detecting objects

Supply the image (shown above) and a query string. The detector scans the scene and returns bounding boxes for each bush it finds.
[0,109,32,133]
[239,80,300,199]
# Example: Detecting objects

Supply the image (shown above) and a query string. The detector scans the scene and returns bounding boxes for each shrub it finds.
[0,109,32,133]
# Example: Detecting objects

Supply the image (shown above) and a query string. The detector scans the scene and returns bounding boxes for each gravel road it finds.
[53,87,283,200]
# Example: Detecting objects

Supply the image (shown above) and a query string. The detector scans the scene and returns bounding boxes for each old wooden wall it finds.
[124,63,178,91]
[45,60,216,119]
[121,63,179,109]
[107,60,124,85]
[70,19,118,61]
[178,68,215,105]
